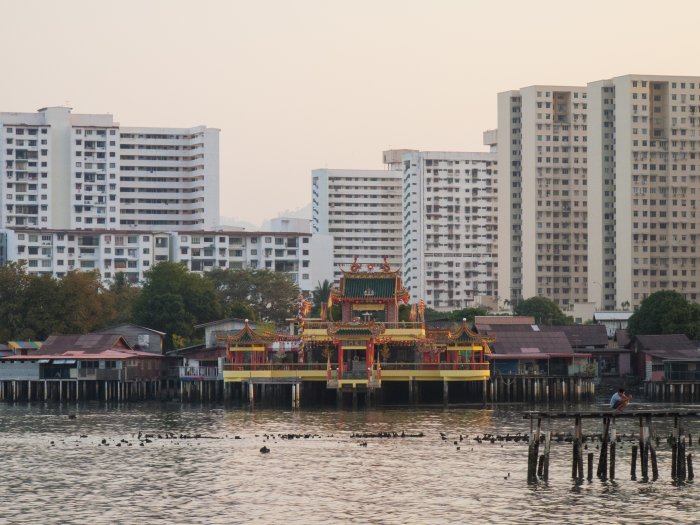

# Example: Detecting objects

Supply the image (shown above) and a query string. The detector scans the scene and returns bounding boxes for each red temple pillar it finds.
[366,340,374,380]
[338,342,344,379]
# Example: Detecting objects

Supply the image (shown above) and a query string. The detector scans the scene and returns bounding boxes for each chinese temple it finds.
[222,258,492,403]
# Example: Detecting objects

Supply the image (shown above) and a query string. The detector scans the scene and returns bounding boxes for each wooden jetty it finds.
[523,409,698,484]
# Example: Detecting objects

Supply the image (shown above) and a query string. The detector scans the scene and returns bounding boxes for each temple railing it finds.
[170,366,222,380]
[223,363,328,372]
[379,362,490,371]
[303,321,424,330]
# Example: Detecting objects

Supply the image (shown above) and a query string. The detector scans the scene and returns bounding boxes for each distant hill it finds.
[217,217,260,230]
[220,202,311,231]
[261,202,312,230]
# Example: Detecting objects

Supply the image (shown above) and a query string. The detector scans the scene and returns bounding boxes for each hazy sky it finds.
[4,0,700,226]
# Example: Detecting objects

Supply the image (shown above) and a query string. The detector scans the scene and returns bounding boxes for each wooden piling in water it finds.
[598,416,610,480]
[631,445,638,481]
[572,415,583,480]
[688,454,694,480]
[587,452,594,482]
[543,428,551,481]
[527,416,542,483]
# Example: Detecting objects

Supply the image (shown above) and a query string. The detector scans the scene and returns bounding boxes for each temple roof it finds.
[342,275,397,299]
[227,321,275,345]
[449,321,492,344]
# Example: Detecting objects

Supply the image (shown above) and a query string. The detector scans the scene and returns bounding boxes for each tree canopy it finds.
[205,268,300,324]
[311,279,333,317]
[133,262,222,349]
[514,296,572,325]
[0,264,121,341]
[0,261,303,349]
[424,307,489,323]
[627,290,700,339]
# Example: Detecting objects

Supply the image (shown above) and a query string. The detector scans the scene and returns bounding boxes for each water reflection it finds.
[0,402,697,524]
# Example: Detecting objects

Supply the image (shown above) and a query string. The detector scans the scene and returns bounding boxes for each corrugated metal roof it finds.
[474,316,535,325]
[8,341,43,350]
[616,329,631,347]
[94,323,166,336]
[539,325,609,347]
[477,324,535,334]
[491,331,574,355]
[635,334,700,360]
[32,334,132,355]
[593,312,634,321]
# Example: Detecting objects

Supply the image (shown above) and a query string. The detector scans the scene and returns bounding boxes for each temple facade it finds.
[222,259,492,400]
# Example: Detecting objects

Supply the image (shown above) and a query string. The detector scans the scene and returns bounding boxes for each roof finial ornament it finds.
[350,255,360,273]
[382,255,391,273]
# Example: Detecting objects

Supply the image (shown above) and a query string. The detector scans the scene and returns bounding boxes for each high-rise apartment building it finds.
[397,149,498,309]
[118,126,219,229]
[312,168,403,281]
[588,75,700,309]
[497,86,589,308]
[0,107,219,232]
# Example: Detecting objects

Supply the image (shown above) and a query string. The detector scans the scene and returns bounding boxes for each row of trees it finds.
[3,257,694,350]
[508,291,700,339]
[0,262,302,350]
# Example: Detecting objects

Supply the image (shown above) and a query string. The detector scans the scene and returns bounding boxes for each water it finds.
[0,402,698,524]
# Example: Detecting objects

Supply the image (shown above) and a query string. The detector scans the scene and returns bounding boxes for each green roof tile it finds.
[343,277,396,299]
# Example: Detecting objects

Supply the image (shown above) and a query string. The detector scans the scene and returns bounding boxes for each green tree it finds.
[133,262,222,349]
[205,268,299,324]
[21,274,61,339]
[311,279,333,317]
[54,270,116,334]
[0,263,31,342]
[514,296,572,325]
[423,306,489,323]
[107,272,141,324]
[628,290,700,338]
[447,307,489,323]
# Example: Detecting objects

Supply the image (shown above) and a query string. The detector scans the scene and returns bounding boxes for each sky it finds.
[4,0,700,227]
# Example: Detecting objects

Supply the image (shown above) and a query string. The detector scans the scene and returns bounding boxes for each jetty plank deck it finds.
[523,409,700,419]
[523,409,696,483]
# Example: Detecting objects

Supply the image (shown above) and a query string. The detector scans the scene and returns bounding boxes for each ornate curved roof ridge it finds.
[228,320,276,344]
[449,319,495,344]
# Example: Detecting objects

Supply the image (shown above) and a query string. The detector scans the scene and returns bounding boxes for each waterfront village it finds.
[1,260,700,407]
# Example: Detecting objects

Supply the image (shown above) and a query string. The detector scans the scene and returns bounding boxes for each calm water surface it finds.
[0,401,698,524]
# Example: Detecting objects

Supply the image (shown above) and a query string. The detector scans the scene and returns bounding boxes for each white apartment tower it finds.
[398,149,498,310]
[497,86,589,308]
[0,107,219,232]
[312,168,403,281]
[588,75,700,309]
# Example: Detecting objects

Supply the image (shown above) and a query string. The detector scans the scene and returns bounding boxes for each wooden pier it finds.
[523,410,699,484]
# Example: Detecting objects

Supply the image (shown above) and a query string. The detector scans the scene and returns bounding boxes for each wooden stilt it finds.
[543,427,552,481]
[598,416,610,480]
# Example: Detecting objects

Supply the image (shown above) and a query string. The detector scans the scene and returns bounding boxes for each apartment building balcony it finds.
[119,159,196,170]
[120,137,194,147]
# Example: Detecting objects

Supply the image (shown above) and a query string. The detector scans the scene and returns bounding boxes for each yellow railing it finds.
[303,321,424,330]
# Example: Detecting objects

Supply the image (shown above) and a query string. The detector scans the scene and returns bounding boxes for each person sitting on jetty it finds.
[610,388,632,413]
